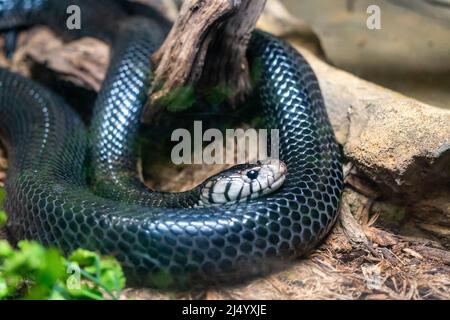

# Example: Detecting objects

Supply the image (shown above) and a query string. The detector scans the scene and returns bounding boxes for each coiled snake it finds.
[0,0,343,287]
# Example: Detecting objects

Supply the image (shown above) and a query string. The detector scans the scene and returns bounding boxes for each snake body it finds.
[0,0,343,286]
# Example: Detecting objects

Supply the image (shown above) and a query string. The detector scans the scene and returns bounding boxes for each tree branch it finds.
[145,0,266,121]
[198,0,266,105]
[150,0,241,101]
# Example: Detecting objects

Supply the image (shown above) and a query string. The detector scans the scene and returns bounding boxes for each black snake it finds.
[0,0,343,287]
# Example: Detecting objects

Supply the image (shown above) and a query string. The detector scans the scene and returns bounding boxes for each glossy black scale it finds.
[0,0,343,287]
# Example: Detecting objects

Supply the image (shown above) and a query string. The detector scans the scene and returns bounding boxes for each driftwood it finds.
[149,0,266,110]
[151,0,240,99]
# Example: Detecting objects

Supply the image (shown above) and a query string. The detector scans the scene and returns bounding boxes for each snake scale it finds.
[0,0,343,287]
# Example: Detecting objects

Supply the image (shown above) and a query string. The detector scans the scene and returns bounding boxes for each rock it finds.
[410,193,450,248]
[345,100,449,196]
[292,46,450,198]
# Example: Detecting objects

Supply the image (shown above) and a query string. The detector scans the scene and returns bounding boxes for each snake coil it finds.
[0,0,343,287]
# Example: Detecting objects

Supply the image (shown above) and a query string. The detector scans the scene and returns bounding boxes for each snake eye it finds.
[246,170,259,180]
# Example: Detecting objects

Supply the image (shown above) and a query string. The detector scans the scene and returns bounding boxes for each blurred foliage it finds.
[0,188,125,300]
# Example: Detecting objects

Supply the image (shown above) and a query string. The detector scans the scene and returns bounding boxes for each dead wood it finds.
[147,0,266,117]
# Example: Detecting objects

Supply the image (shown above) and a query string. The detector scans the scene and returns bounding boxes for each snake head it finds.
[199,159,287,206]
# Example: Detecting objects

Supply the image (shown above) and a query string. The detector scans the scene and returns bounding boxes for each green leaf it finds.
[4,241,47,272]
[67,285,104,300]
[98,257,126,292]
[69,250,125,297]
[0,277,8,299]
[1,240,125,299]
[68,249,98,268]
[0,240,13,257]
[47,289,68,300]
[34,248,65,286]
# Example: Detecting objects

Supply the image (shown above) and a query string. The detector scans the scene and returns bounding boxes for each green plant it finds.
[0,188,125,300]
